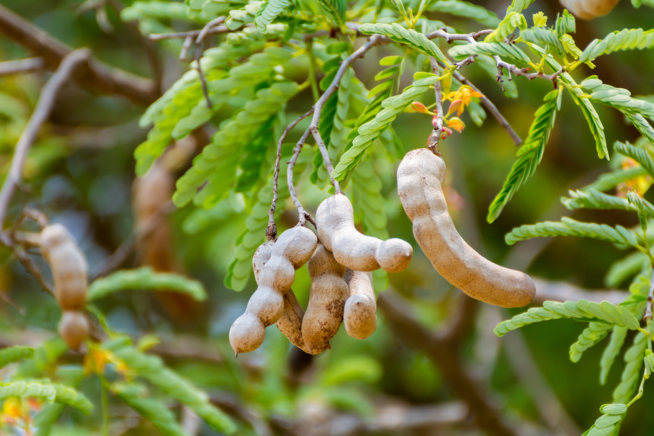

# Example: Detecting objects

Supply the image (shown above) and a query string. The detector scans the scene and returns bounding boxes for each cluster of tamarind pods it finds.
[229,146,536,356]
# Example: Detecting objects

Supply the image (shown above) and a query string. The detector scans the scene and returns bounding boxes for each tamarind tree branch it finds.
[0,4,158,106]
[0,57,45,77]
[287,129,317,228]
[494,56,564,89]
[377,291,519,436]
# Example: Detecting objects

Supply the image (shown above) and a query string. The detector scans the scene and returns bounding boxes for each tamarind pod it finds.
[40,224,88,311]
[343,269,377,340]
[316,194,413,273]
[302,244,349,354]
[560,0,619,19]
[58,311,89,351]
[229,227,318,355]
[397,148,536,308]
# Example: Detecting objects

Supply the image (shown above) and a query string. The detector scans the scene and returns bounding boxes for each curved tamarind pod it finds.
[343,269,377,340]
[40,224,88,311]
[302,244,349,354]
[560,0,618,19]
[252,241,310,354]
[59,311,89,351]
[229,226,318,355]
[316,194,413,273]
[397,148,536,308]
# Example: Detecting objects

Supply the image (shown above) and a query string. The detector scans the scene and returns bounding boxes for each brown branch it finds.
[0,49,90,235]
[429,57,444,154]
[0,4,158,106]
[268,109,313,238]
[287,128,316,228]
[377,291,519,436]
[494,56,564,89]
[0,57,44,77]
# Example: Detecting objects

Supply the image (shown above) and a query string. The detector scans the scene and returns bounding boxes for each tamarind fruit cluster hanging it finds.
[397,148,536,308]
[39,224,90,350]
[560,0,619,19]
[229,226,317,355]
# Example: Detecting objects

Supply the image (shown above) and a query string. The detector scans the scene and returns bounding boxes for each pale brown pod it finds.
[343,269,377,340]
[58,311,89,351]
[316,194,413,273]
[560,0,619,19]
[40,224,88,311]
[253,241,310,354]
[301,244,349,354]
[397,148,536,308]
[229,226,318,355]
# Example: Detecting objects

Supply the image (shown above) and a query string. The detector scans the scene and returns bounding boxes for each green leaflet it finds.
[254,0,291,31]
[0,346,34,369]
[505,217,639,248]
[350,159,389,293]
[600,326,628,385]
[105,341,237,434]
[520,27,566,57]
[317,0,346,25]
[569,322,613,363]
[605,251,649,287]
[583,405,627,436]
[494,299,640,337]
[358,23,444,61]
[449,42,531,64]
[487,89,559,223]
[225,143,309,291]
[505,0,535,14]
[624,111,654,146]
[483,12,527,43]
[580,28,654,63]
[225,1,263,29]
[332,74,440,181]
[0,381,92,415]
[561,188,634,212]
[425,0,500,27]
[614,141,654,177]
[112,383,192,436]
[87,267,207,302]
[235,116,278,192]
[121,1,196,22]
[187,0,249,18]
[173,81,300,208]
[582,77,654,119]
[612,331,648,404]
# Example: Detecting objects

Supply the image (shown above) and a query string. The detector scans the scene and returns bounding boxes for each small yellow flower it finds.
[532,12,547,27]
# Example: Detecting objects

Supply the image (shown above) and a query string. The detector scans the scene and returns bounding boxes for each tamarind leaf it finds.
[570,322,613,363]
[505,217,639,248]
[112,382,193,436]
[449,42,531,64]
[174,81,300,208]
[0,381,92,415]
[359,23,445,61]
[579,28,654,64]
[612,331,648,404]
[0,346,34,369]
[583,405,626,436]
[484,12,527,43]
[605,251,649,287]
[425,0,500,27]
[254,0,291,31]
[121,1,196,22]
[581,77,654,119]
[317,0,346,26]
[87,268,206,301]
[487,90,559,222]
[494,299,640,337]
[624,111,654,146]
[235,117,278,192]
[614,141,654,177]
[333,75,440,181]
[555,10,576,36]
[104,341,237,434]
[561,188,634,212]
[520,27,566,57]
[505,0,535,14]
[599,326,629,385]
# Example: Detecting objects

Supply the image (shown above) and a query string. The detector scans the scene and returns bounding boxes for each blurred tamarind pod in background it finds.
[560,0,619,19]
[132,137,199,322]
[39,224,89,350]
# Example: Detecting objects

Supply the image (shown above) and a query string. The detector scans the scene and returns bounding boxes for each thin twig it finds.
[494,56,564,88]
[429,57,443,155]
[0,58,44,77]
[180,36,194,62]
[268,109,313,238]
[149,24,241,41]
[13,246,54,296]
[193,17,225,109]
[0,49,90,239]
[287,129,316,227]
[645,269,654,322]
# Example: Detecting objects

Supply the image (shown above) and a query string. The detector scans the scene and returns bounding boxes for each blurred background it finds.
[0,0,653,435]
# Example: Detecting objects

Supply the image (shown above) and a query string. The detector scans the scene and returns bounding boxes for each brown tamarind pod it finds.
[316,194,413,273]
[560,0,619,19]
[252,241,310,354]
[343,269,377,340]
[229,226,318,355]
[40,224,88,311]
[302,244,349,354]
[58,311,89,351]
[397,148,536,308]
